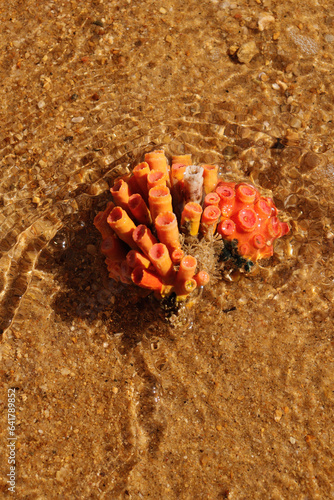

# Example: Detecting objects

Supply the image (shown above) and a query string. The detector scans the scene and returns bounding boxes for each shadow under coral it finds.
[37,194,171,352]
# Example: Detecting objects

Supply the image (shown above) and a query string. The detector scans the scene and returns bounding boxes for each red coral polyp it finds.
[216,182,289,262]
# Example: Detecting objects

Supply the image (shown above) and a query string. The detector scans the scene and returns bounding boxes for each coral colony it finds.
[94,150,289,302]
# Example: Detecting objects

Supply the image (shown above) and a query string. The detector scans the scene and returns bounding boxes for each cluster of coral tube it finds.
[94,150,289,301]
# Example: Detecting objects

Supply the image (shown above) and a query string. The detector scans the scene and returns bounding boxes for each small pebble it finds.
[71,116,84,123]
[305,434,315,444]
[61,368,71,376]
[228,45,239,56]
[272,83,280,90]
[324,34,334,43]
[258,12,275,31]
[38,100,45,109]
[289,437,296,444]
[277,80,288,91]
[237,41,258,64]
[259,72,269,82]
[274,409,283,422]
[291,117,302,129]
[159,7,167,14]
[86,244,97,255]
[112,387,118,394]
[285,129,299,142]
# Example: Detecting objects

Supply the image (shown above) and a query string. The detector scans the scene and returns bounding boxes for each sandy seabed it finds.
[0,0,334,498]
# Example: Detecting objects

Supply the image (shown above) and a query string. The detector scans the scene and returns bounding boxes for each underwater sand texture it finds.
[0,0,334,498]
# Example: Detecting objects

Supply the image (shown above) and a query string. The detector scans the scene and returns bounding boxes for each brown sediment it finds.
[1,2,334,499]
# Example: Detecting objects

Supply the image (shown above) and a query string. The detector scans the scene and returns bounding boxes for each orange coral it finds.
[94,150,290,302]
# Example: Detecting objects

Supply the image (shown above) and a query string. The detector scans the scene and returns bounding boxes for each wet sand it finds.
[0,0,334,498]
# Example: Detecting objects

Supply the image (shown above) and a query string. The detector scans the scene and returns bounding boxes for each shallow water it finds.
[1,0,334,498]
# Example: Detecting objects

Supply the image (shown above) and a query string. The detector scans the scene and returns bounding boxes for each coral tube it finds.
[194,270,210,287]
[147,170,168,190]
[145,150,169,177]
[110,179,131,210]
[148,243,174,280]
[170,163,187,217]
[204,192,220,208]
[128,193,152,226]
[132,224,157,256]
[200,205,221,239]
[126,250,151,269]
[133,162,150,199]
[181,202,203,236]
[175,278,197,299]
[107,207,138,249]
[202,164,218,195]
[148,186,173,222]
[170,163,186,184]
[172,154,192,166]
[183,165,204,204]
[176,255,197,283]
[131,266,164,292]
[155,211,180,252]
[100,235,128,262]
[171,248,184,264]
